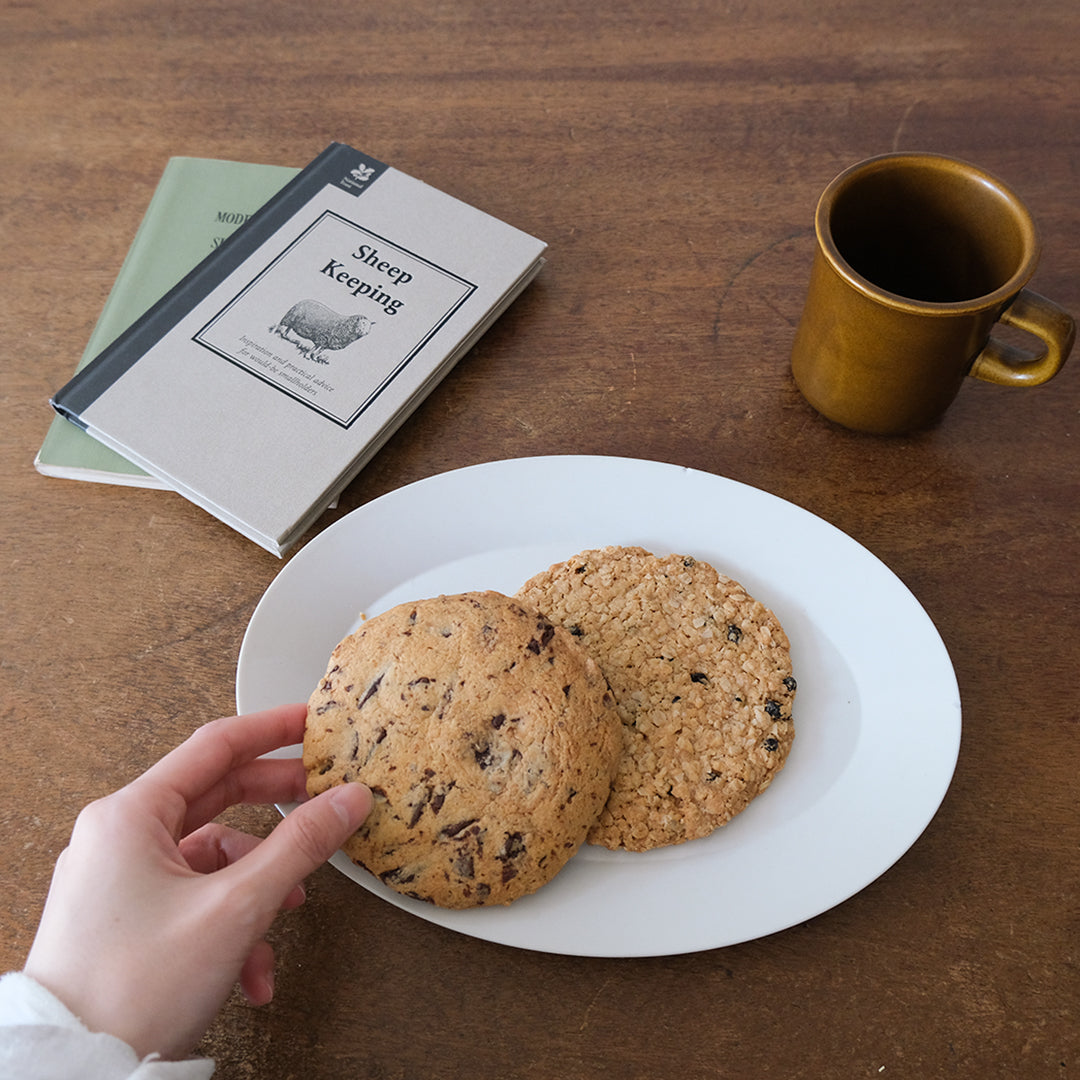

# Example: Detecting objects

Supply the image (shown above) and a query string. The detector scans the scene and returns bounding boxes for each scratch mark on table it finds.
[712,227,812,341]
[578,977,613,1032]
[892,100,921,150]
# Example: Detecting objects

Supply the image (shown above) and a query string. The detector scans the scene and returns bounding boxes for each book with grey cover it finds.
[50,142,547,556]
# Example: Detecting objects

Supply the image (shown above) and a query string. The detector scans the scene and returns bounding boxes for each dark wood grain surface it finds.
[2,2,1077,1076]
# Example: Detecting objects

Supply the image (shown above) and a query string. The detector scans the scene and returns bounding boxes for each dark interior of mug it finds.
[828,161,1030,303]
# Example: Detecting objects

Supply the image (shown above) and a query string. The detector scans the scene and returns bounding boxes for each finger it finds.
[133,704,309,833]
[144,703,308,799]
[180,823,307,909]
[239,939,276,1007]
[179,755,309,838]
[223,783,373,907]
[179,822,263,874]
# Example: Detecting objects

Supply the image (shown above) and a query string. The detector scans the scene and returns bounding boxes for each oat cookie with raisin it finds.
[303,591,622,908]
[517,547,796,852]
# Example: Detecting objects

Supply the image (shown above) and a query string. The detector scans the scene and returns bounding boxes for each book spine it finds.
[50,143,389,419]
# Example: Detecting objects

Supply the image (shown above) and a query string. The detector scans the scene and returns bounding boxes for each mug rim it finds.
[815,151,1040,315]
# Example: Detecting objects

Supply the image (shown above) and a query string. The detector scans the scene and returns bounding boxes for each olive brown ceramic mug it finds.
[790,153,1075,434]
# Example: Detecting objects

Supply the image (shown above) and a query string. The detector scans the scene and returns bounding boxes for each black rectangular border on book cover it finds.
[52,143,387,421]
[192,211,478,429]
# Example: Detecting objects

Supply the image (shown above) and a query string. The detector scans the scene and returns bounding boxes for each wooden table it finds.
[3,1,1078,1076]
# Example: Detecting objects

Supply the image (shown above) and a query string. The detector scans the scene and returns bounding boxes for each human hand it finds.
[23,703,372,1061]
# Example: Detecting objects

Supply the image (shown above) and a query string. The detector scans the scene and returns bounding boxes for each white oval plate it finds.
[236,455,960,957]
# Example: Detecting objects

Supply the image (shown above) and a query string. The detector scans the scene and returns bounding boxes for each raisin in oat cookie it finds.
[516,546,796,852]
[303,591,622,909]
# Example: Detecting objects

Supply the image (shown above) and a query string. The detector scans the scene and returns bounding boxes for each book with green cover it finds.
[35,156,300,486]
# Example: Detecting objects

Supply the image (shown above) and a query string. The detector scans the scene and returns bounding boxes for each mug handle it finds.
[969,289,1076,387]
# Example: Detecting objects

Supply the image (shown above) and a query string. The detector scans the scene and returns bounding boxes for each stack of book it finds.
[43,143,547,556]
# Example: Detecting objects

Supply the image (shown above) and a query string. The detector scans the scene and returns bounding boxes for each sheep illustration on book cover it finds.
[271,299,373,364]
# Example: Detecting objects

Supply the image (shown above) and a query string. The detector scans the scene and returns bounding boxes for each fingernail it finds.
[242,968,275,1008]
[327,782,373,827]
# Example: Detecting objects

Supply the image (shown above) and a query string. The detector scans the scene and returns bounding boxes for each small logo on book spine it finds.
[336,152,388,196]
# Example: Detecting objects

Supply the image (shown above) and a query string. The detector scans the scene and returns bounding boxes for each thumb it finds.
[232,783,373,904]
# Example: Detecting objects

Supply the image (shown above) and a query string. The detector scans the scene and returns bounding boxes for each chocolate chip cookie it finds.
[517,547,796,851]
[303,591,622,908]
